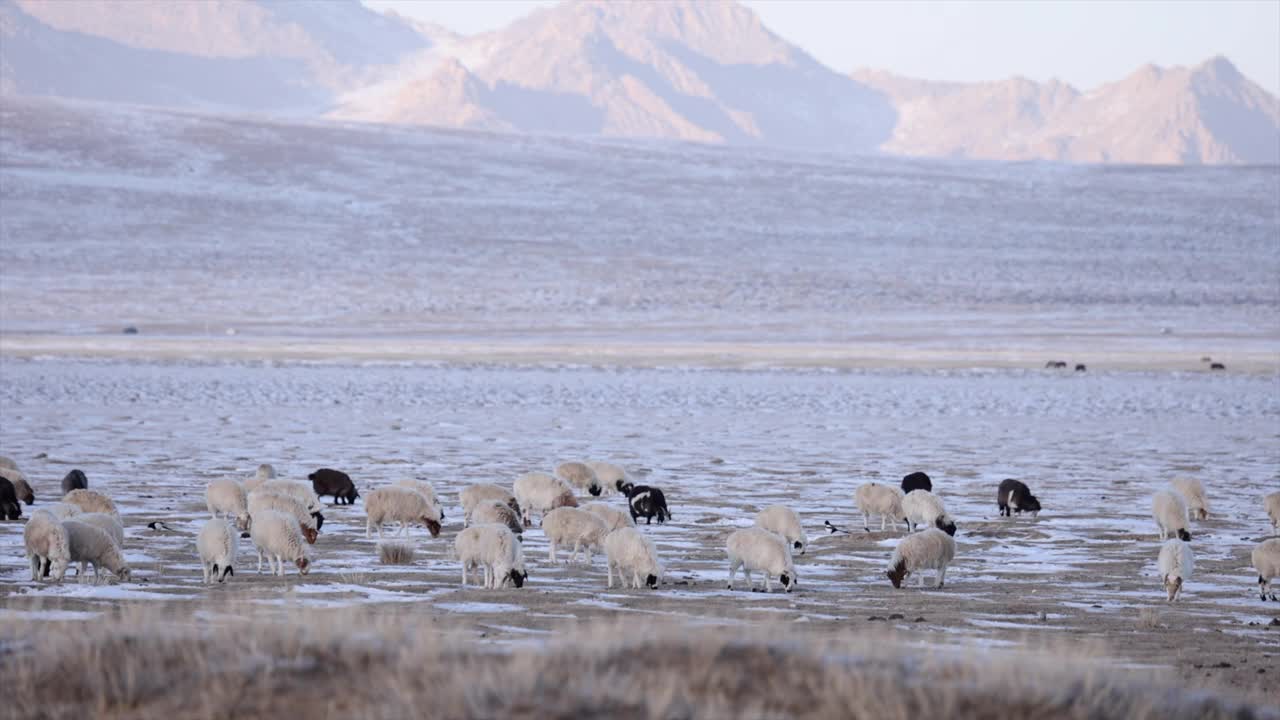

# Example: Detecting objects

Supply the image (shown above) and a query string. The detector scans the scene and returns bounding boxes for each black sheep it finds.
[997,479,1042,517]
[901,471,932,494]
[617,480,671,525]
[0,477,21,520]
[62,469,88,494]
[309,468,359,505]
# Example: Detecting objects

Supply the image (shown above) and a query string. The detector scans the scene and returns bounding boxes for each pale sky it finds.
[365,0,1280,95]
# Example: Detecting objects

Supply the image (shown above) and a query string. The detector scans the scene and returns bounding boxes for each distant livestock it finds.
[617,480,671,525]
[460,484,521,524]
[584,502,635,532]
[887,528,955,589]
[1253,538,1280,601]
[24,510,70,582]
[997,479,1041,518]
[395,479,443,519]
[604,527,664,590]
[513,473,578,527]
[249,508,311,576]
[1169,478,1209,521]
[542,507,609,564]
[0,477,21,521]
[470,500,524,539]
[243,463,277,492]
[63,519,130,583]
[1265,492,1280,535]
[726,527,797,593]
[248,491,319,544]
[754,505,807,554]
[254,479,324,530]
[311,468,359,505]
[0,468,33,505]
[903,490,957,536]
[1157,538,1193,602]
[206,478,251,532]
[1210,363,1225,371]
[62,469,88,493]
[556,461,602,496]
[455,523,526,589]
[854,482,907,532]
[197,518,237,583]
[1074,364,1087,372]
[364,486,441,539]
[901,472,932,494]
[585,461,627,494]
[1151,490,1192,542]
[1045,361,1068,369]
[63,489,118,518]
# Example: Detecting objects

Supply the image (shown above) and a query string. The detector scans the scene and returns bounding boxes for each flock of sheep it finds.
[3,454,1279,604]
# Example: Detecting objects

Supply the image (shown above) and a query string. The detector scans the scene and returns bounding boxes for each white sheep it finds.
[542,507,610,564]
[1151,490,1192,541]
[1253,538,1280,601]
[248,490,319,544]
[1169,478,1209,521]
[603,526,664,590]
[395,478,445,520]
[1157,538,1193,602]
[556,461,602,497]
[365,486,442,539]
[460,483,521,523]
[24,509,70,582]
[249,509,311,576]
[40,502,82,520]
[75,512,124,548]
[513,472,579,527]
[197,518,238,583]
[586,461,627,495]
[726,527,797,593]
[63,489,119,517]
[206,478,251,532]
[902,490,957,536]
[63,519,131,583]
[754,505,807,555]
[470,500,524,538]
[886,528,956,589]
[854,482,908,532]
[1264,492,1280,535]
[455,523,527,589]
[253,479,322,515]
[584,502,635,532]
[243,463,277,492]
[0,455,16,470]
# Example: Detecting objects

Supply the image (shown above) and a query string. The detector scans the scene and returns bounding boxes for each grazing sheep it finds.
[586,461,627,495]
[311,468,360,505]
[206,478,251,532]
[1152,490,1192,542]
[75,512,125,548]
[243,463,277,492]
[854,482,907,532]
[62,489,118,518]
[997,479,1042,518]
[0,468,34,505]
[460,483,522,523]
[61,469,88,493]
[63,520,130,584]
[1157,538,1194,602]
[726,527,797,593]
[1266,492,1280,535]
[197,519,237,583]
[364,486,441,539]
[556,462,602,497]
[1210,362,1226,370]
[1074,363,1087,372]
[754,505,807,554]
[901,471,932,494]
[41,502,82,520]
[603,526,664,590]
[470,500,524,539]
[24,509,70,582]
[249,509,311,576]
[617,480,671,525]
[584,502,635,532]
[253,479,324,530]
[1252,538,1280,601]
[1169,478,1209,521]
[395,478,444,519]
[513,473,578,527]
[248,491,319,544]
[455,523,527,589]
[902,490,957,536]
[886,528,956,589]
[0,455,15,470]
[542,507,610,564]
[0,477,21,521]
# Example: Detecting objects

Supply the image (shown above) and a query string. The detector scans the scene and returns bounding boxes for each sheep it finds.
[542,507,610,564]
[854,482,907,532]
[197,518,237,583]
[395,478,444,519]
[248,491,319,544]
[455,523,527,589]
[584,502,635,532]
[886,528,956,589]
[470,500,524,539]
[901,471,932,494]
[1266,492,1280,535]
[311,468,360,505]
[0,455,16,470]
[617,480,671,525]
[902,490,957,536]
[253,479,324,530]
[24,509,70,582]
[513,472,578,527]
[1157,538,1193,602]
[249,509,311,576]
[75,512,124,548]
[460,484,521,524]
[364,486,441,539]
[0,467,34,506]
[1253,538,1280,601]
[1169,478,1209,521]
[997,479,1042,518]
[754,505,807,554]
[603,526,664,590]
[726,527,797,593]
[556,461,602,496]
[63,489,118,517]
[1151,490,1192,542]
[63,519,130,583]
[586,461,627,495]
[0,477,21,520]
[243,463,277,492]
[41,502,82,520]
[206,478,251,532]
[61,469,88,493]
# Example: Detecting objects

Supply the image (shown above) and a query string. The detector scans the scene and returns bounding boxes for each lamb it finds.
[253,479,324,530]
[61,469,88,493]
[63,489,119,518]
[726,527,797,593]
[311,468,360,505]
[886,528,956,589]
[604,526,664,590]
[513,472,578,527]
[455,523,527,589]
[556,461,603,496]
[902,490,957,536]
[854,482,907,532]
[206,478,251,532]
[1151,490,1192,542]
[364,486,441,538]
[24,509,70,582]
[460,484,522,524]
[197,518,237,583]
[1266,492,1280,535]
[1169,478,1209,521]
[1253,538,1280,601]
[63,519,131,583]
[584,502,635,532]
[470,500,524,539]
[249,509,311,576]
[901,471,932,494]
[586,461,627,495]
[75,512,125,547]
[248,491,319,544]
[542,507,610,564]
[0,467,34,506]
[617,480,671,525]
[754,505,807,554]
[395,478,444,519]
[997,479,1042,518]
[1157,538,1193,602]
[243,463,277,492]
[0,477,21,520]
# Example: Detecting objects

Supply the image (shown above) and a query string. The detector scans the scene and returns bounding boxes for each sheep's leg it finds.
[765,574,773,593]
[202,562,210,584]
[365,518,373,539]
[937,563,947,588]
[632,569,641,589]
[29,554,39,582]
[460,562,468,587]
[743,567,753,591]
[93,564,102,585]
[607,561,615,589]
[727,558,739,589]
[548,540,557,565]
[256,547,264,573]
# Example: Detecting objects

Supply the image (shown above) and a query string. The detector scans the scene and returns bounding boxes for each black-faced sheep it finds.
[542,507,609,564]
[556,461,602,496]
[1253,538,1280,601]
[455,523,527,589]
[586,461,627,495]
[197,519,237,583]
[603,526,663,590]
[726,527,797,593]
[310,468,359,505]
[754,505,807,554]
[470,500,524,540]
[617,480,671,525]
[461,484,522,524]
[1152,490,1192,542]
[1169,478,1209,521]
[0,467,33,505]
[854,482,907,532]
[24,509,70,581]
[886,528,955,589]
[997,479,1041,518]
[901,471,932,494]
[903,490,957,536]
[254,479,325,530]
[206,478,251,532]
[513,473,578,527]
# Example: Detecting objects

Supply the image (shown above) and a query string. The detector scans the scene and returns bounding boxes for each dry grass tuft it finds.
[1137,607,1162,630]
[377,540,416,565]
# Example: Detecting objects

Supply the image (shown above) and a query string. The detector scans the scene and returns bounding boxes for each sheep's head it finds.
[588,483,602,497]
[506,569,528,588]
[793,540,805,555]
[1163,574,1182,602]
[1022,495,1042,515]
[345,487,360,503]
[302,525,319,544]
[640,573,657,589]
[214,563,234,583]
[780,572,795,592]
[424,517,442,537]
[115,566,132,583]
[887,561,908,589]
[311,511,325,531]
[936,517,958,536]
[1177,528,1192,542]
[1192,508,1208,521]
[295,557,311,575]
[617,480,633,496]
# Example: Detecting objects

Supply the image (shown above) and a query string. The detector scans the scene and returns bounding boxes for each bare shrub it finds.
[1137,607,1162,630]
[378,541,416,565]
